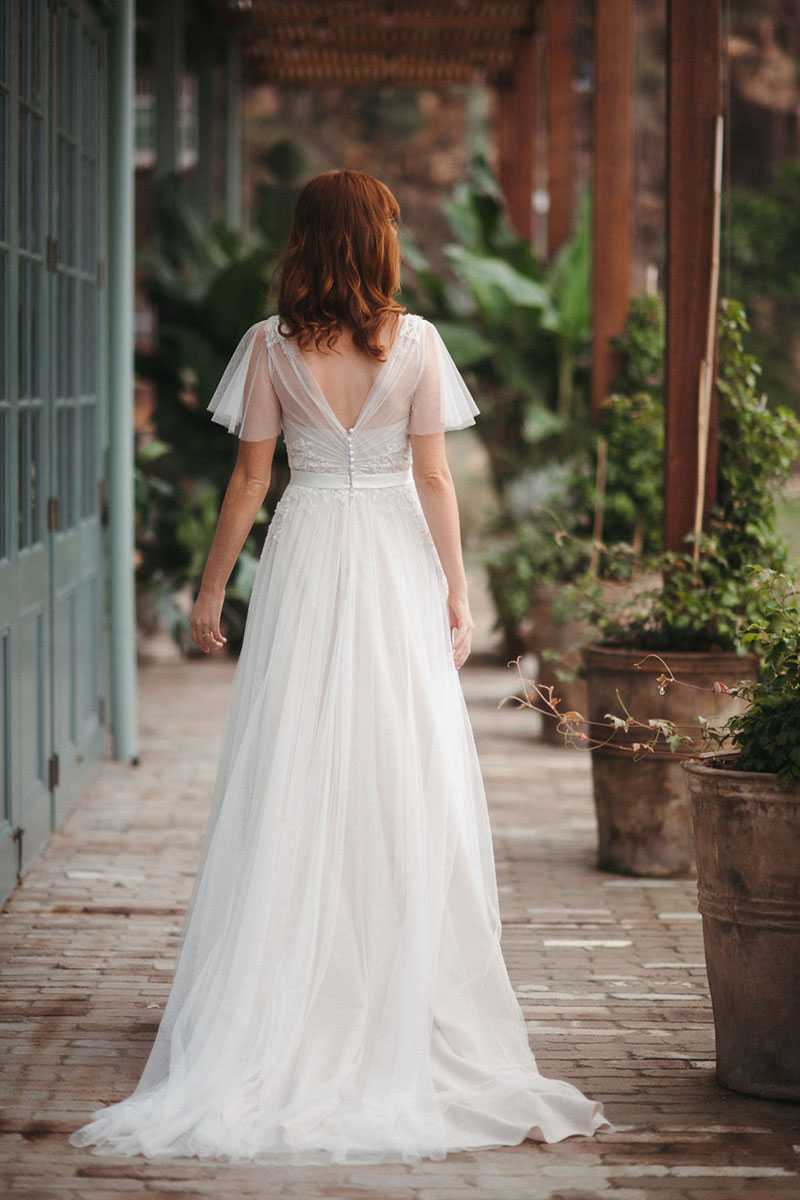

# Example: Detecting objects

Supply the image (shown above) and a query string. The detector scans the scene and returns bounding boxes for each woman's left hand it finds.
[190,585,227,653]
[448,592,475,670]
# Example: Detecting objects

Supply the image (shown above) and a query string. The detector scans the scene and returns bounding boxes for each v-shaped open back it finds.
[291,315,407,433]
[206,311,480,458]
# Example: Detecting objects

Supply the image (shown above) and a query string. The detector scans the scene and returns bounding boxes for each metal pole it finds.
[107,0,139,762]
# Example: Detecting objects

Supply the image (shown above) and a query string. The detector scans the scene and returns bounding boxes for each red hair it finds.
[276,170,405,361]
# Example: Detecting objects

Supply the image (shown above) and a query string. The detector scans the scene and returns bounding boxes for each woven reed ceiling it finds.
[220,1,539,87]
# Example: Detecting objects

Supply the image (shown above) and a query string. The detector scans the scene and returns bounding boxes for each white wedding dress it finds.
[69,313,611,1165]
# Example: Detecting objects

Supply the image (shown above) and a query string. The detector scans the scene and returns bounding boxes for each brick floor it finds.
[1,651,799,1200]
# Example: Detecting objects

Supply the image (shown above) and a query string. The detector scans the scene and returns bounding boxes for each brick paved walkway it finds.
[1,654,798,1199]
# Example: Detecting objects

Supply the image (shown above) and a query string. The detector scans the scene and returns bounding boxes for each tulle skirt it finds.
[69,480,611,1165]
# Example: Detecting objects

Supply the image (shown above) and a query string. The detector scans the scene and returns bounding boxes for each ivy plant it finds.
[584,300,800,654]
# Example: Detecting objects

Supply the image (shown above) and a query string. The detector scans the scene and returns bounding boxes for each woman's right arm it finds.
[410,431,475,670]
[190,436,277,652]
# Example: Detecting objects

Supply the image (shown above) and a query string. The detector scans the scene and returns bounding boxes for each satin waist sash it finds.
[289,468,413,489]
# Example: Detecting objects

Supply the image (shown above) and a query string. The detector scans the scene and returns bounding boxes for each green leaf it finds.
[433,320,495,367]
[443,245,549,309]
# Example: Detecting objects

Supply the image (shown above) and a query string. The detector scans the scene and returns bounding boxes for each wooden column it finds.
[497,29,537,241]
[546,0,574,256]
[665,0,722,551]
[591,0,633,422]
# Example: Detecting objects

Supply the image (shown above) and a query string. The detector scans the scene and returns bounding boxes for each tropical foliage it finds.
[135,153,303,651]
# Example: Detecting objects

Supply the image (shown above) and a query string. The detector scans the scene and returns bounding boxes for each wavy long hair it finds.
[276,170,405,361]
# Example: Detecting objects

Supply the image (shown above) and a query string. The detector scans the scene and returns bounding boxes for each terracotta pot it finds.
[584,646,756,877]
[526,584,591,744]
[683,753,800,1100]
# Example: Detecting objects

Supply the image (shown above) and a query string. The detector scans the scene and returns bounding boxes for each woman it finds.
[69,170,612,1165]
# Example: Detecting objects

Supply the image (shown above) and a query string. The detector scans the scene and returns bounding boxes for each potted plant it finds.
[515,565,800,1100]
[563,300,800,876]
[681,594,800,1100]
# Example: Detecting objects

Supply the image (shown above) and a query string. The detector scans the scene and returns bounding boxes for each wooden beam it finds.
[497,29,538,240]
[245,55,515,88]
[237,1,532,31]
[546,0,574,256]
[665,0,722,551]
[591,0,633,422]
[243,42,517,84]
[252,27,522,46]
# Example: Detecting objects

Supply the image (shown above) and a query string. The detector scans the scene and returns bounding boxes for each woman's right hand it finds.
[448,592,475,670]
[190,585,227,653]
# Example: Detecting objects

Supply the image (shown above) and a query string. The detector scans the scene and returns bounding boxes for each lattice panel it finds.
[216,0,539,86]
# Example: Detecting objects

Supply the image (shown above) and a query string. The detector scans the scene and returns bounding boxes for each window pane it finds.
[57,404,76,531]
[81,154,97,273]
[0,91,7,241]
[20,0,44,108]
[58,273,76,398]
[81,279,97,393]
[0,252,6,400]
[0,406,7,560]
[0,0,9,89]
[18,405,42,549]
[80,404,97,519]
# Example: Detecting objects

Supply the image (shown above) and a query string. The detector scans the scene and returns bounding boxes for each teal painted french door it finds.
[0,0,108,905]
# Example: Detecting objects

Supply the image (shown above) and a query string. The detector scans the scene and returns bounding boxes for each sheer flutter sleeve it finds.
[408,319,480,435]
[207,321,282,441]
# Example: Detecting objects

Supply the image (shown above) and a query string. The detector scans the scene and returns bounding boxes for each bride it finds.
[69,169,612,1165]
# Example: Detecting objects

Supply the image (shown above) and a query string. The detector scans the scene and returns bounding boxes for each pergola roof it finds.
[219,0,538,87]
[215,0,724,555]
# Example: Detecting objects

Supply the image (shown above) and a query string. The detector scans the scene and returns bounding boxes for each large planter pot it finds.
[683,753,800,1101]
[526,584,592,745]
[584,646,756,877]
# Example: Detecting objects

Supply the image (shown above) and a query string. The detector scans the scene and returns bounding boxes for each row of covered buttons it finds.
[346,427,354,484]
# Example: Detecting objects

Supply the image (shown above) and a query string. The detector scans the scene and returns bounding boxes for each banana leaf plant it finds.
[400,157,593,504]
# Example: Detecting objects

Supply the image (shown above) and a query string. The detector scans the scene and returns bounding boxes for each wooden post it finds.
[665,0,722,552]
[497,29,537,241]
[591,0,633,423]
[546,0,574,256]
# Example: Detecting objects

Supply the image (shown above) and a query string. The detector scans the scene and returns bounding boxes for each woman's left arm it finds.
[190,436,277,652]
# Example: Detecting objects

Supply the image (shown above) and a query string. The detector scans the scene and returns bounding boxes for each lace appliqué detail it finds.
[360,444,412,473]
[263,315,299,360]
[358,427,412,474]
[287,435,342,473]
[394,312,424,354]
[287,428,412,474]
